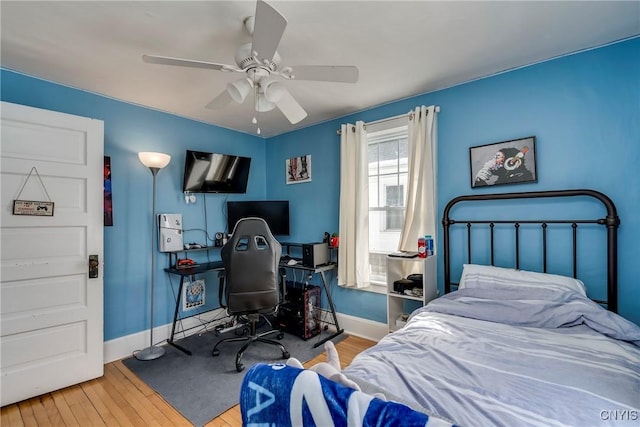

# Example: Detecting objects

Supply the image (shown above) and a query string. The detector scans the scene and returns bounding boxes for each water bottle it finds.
[425,235,434,256]
[418,237,426,258]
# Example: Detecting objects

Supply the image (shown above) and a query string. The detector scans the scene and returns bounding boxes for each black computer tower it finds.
[277,282,321,340]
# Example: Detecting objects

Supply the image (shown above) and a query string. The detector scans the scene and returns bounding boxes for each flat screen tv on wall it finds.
[227,200,290,236]
[183,150,251,193]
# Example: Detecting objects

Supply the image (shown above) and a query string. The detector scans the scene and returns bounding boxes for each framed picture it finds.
[104,156,113,226]
[183,279,205,311]
[286,155,312,184]
[470,136,537,188]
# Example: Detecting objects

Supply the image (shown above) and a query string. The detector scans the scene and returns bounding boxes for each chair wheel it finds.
[236,363,245,372]
[277,333,284,340]
[212,349,220,357]
[282,351,290,359]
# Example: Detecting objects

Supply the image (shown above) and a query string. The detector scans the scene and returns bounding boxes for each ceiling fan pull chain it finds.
[253,76,261,134]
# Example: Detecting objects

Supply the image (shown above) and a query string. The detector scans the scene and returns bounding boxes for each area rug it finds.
[123,327,344,426]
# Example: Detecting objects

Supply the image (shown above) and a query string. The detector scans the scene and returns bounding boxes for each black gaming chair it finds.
[212,217,290,372]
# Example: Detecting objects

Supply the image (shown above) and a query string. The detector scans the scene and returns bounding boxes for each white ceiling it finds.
[2,1,639,138]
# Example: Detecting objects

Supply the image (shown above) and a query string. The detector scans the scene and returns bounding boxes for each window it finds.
[367,121,409,285]
[385,185,404,230]
[338,106,436,292]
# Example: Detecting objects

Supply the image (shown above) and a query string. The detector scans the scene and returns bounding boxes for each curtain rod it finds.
[336,106,440,135]
[365,112,409,127]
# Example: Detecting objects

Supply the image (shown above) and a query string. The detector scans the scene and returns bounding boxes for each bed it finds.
[239,189,640,426]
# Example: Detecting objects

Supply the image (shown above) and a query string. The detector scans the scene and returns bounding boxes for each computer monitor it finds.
[226,200,290,236]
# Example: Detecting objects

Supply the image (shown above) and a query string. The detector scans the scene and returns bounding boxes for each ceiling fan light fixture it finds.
[255,94,276,112]
[263,80,285,103]
[227,78,253,103]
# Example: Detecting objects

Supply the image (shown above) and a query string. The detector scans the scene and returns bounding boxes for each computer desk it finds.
[164,257,343,355]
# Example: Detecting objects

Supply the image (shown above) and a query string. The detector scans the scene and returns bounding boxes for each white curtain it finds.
[398,105,438,252]
[338,121,369,288]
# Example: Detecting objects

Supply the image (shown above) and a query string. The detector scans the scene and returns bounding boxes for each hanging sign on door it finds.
[13,200,55,216]
[12,167,55,216]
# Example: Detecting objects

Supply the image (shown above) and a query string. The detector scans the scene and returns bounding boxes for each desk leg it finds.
[313,270,344,348]
[167,276,192,356]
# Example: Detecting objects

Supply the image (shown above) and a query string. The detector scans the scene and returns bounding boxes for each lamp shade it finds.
[263,80,285,104]
[255,95,276,112]
[138,152,171,169]
[228,78,253,103]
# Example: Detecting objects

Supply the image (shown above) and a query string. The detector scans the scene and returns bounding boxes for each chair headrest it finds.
[225,217,282,254]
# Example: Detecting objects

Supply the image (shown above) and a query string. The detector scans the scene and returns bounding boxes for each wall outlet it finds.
[184,192,196,204]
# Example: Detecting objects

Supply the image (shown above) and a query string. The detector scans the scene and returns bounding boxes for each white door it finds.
[0,101,104,406]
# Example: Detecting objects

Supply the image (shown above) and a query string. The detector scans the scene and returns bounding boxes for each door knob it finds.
[89,255,99,278]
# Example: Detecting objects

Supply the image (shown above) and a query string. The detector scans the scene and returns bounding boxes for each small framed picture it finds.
[183,279,205,311]
[470,136,537,188]
[286,155,312,184]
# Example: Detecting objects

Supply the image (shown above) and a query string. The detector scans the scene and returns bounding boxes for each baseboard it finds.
[104,308,228,363]
[104,310,386,363]
[334,312,387,342]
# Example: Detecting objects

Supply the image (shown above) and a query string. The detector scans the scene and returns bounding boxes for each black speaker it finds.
[277,282,321,340]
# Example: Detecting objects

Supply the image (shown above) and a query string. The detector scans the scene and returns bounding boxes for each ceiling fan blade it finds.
[143,54,238,72]
[289,65,359,83]
[274,87,307,124]
[251,0,287,62]
[205,90,233,110]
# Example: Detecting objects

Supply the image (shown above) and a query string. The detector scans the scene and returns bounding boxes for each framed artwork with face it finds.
[470,136,537,188]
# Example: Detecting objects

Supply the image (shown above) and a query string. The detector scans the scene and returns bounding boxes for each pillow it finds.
[458,263,587,296]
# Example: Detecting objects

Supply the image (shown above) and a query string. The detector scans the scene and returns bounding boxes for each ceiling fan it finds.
[143,0,359,132]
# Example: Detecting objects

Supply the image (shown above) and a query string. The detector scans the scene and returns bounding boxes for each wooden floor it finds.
[1,335,375,427]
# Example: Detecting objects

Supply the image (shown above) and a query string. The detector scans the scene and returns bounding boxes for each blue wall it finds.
[266,37,640,326]
[2,36,638,339]
[1,72,266,340]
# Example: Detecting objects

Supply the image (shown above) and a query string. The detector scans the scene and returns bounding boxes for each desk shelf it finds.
[166,260,224,276]
[167,245,221,268]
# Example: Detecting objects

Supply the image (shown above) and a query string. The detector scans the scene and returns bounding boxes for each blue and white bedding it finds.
[344,285,640,427]
[240,362,456,426]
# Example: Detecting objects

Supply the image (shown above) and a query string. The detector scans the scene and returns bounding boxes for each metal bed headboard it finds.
[442,189,620,312]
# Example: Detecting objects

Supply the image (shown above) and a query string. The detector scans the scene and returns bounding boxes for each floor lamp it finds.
[136,151,171,361]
